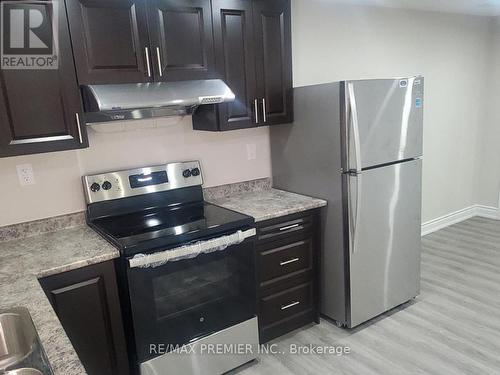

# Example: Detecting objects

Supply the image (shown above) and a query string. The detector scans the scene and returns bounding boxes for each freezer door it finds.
[344,77,423,171]
[347,159,422,327]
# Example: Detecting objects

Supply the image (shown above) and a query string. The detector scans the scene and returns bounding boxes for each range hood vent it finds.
[82,79,235,124]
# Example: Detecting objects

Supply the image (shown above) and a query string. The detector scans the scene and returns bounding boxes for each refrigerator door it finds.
[347,159,422,327]
[344,77,423,171]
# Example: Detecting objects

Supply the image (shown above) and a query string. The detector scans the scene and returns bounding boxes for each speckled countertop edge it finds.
[0,211,86,243]
[0,179,273,244]
[207,188,327,222]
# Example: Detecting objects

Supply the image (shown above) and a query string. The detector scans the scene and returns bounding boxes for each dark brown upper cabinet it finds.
[147,0,215,81]
[67,0,215,85]
[253,0,293,125]
[210,0,258,130]
[0,0,87,158]
[193,0,292,131]
[66,0,152,85]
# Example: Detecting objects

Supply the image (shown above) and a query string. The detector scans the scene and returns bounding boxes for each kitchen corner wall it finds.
[1,1,498,227]
[291,0,495,223]
[0,117,271,226]
[477,16,500,209]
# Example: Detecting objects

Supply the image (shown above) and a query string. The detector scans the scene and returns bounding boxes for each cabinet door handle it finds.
[75,113,83,144]
[145,47,151,78]
[156,47,163,77]
[279,223,300,231]
[281,301,300,310]
[254,99,259,124]
[262,98,267,122]
[280,257,299,266]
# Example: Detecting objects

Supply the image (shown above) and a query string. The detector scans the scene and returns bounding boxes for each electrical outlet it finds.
[246,143,257,160]
[17,164,35,186]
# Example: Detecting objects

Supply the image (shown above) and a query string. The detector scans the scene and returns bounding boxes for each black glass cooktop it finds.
[89,202,254,256]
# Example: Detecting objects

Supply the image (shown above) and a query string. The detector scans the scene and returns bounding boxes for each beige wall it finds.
[291,0,494,222]
[0,117,271,226]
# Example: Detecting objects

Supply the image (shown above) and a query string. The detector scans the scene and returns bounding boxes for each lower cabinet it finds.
[39,260,129,375]
[256,209,321,343]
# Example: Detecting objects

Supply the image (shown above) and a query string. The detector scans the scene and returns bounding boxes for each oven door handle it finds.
[128,228,256,269]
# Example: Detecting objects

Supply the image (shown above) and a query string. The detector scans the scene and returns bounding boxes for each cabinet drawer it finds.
[260,281,313,326]
[260,239,312,284]
[257,215,313,243]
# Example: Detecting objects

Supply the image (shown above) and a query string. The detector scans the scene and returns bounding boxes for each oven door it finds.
[126,234,256,363]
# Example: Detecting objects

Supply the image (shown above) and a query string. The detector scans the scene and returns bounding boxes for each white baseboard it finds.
[421,204,500,236]
[475,205,500,220]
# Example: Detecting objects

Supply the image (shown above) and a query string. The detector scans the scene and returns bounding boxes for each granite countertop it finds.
[0,225,119,375]
[207,188,327,222]
[0,180,326,375]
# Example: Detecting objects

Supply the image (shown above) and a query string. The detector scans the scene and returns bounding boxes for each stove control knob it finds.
[102,181,112,190]
[191,167,200,177]
[182,169,192,178]
[90,183,100,192]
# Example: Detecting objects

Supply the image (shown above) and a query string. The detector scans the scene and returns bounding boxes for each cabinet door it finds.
[40,261,129,375]
[253,0,293,125]
[147,0,215,81]
[0,0,87,157]
[212,0,257,130]
[66,0,151,84]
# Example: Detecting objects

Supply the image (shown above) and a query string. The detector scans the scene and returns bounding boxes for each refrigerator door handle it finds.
[347,82,362,173]
[348,172,362,254]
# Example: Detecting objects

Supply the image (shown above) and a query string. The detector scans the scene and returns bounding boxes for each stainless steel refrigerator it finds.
[270,77,423,328]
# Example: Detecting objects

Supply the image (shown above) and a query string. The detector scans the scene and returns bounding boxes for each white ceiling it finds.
[324,0,500,16]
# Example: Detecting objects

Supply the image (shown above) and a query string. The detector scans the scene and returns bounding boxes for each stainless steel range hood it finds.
[82,79,235,124]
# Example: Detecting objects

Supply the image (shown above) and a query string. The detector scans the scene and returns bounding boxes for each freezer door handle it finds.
[347,82,362,173]
[348,173,362,254]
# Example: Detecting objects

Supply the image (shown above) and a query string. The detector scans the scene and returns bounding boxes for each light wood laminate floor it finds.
[232,217,500,375]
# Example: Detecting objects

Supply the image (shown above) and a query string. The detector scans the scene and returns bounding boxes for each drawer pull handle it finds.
[280,257,300,266]
[279,223,300,231]
[281,301,300,310]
